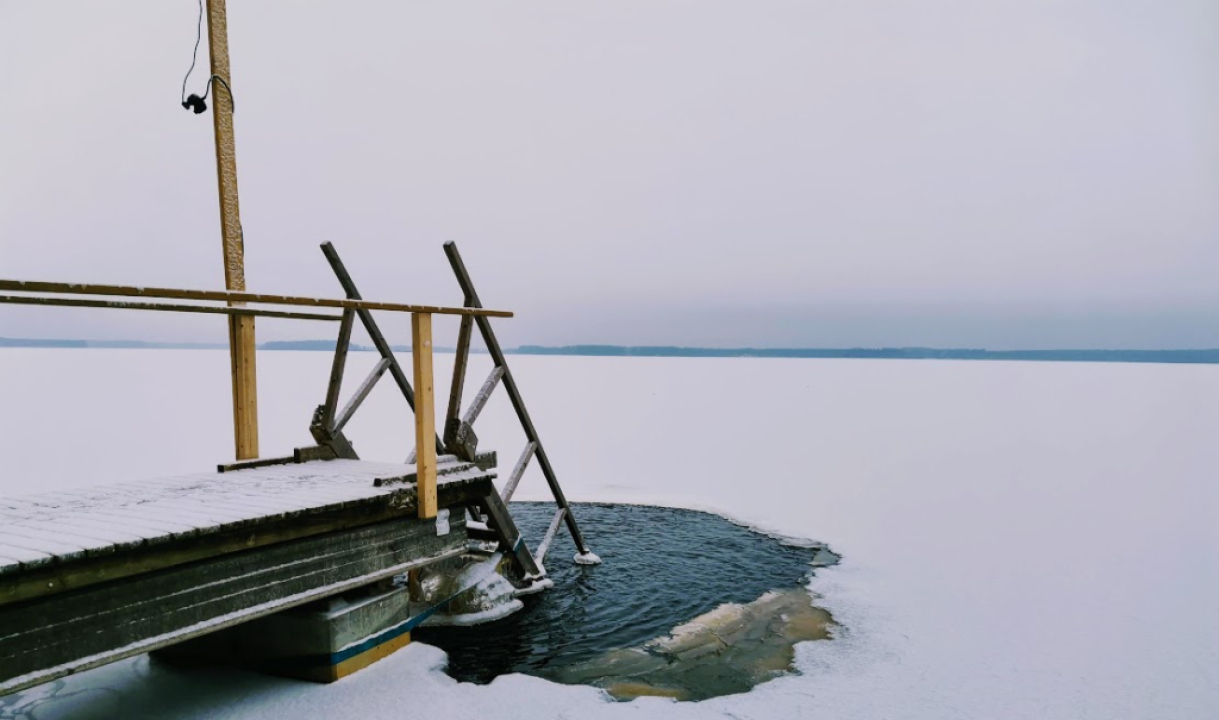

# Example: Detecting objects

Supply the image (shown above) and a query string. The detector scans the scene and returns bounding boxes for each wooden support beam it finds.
[331,358,391,435]
[445,315,473,428]
[205,0,259,461]
[321,309,356,429]
[411,313,438,519]
[293,445,339,463]
[0,280,511,318]
[216,455,298,473]
[442,314,475,459]
[307,400,359,460]
[307,419,359,461]
[476,487,541,578]
[0,295,341,321]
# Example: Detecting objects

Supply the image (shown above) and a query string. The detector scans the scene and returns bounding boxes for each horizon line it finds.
[4,337,1219,362]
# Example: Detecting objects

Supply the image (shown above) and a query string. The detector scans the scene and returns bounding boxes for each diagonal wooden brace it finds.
[475,486,541,578]
[443,241,591,556]
[320,242,444,455]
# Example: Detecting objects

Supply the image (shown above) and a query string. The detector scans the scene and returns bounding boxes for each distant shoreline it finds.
[4,338,1219,364]
[512,345,1219,364]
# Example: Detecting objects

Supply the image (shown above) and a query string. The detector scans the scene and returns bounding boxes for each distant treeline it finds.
[0,338,223,349]
[0,338,409,352]
[513,345,1219,364]
[6,338,1219,364]
[261,340,374,352]
[261,340,467,353]
[0,337,88,348]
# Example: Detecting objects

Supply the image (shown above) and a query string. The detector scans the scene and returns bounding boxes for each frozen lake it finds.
[1,349,1216,718]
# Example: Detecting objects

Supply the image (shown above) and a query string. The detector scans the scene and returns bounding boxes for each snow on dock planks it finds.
[0,458,502,695]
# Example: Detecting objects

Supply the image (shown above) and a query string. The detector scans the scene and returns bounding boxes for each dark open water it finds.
[414,502,827,684]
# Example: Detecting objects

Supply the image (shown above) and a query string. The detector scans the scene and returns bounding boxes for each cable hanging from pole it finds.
[180,0,235,115]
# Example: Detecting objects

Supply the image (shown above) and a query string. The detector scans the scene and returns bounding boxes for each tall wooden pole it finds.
[206,0,259,459]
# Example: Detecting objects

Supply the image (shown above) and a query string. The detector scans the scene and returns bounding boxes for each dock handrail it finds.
[0,294,341,322]
[0,247,505,522]
[0,242,594,566]
[0,280,512,318]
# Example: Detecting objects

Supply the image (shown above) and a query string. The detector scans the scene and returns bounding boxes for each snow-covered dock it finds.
[0,242,596,698]
[0,456,513,695]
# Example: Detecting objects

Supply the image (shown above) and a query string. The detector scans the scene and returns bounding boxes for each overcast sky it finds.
[2,0,1217,349]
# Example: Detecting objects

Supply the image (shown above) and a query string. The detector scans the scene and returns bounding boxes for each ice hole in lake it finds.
[414,503,840,702]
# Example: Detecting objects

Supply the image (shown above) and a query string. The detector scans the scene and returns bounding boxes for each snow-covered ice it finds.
[0,349,1216,718]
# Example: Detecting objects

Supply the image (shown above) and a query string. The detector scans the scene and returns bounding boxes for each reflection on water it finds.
[414,503,837,700]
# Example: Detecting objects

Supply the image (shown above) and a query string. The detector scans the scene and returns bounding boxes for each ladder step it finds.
[461,366,504,426]
[477,487,541,578]
[500,441,536,502]
[331,357,391,434]
[466,525,498,543]
[535,507,567,566]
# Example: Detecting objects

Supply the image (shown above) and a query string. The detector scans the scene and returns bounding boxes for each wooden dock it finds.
[2,0,599,696]
[0,240,597,695]
[0,457,504,695]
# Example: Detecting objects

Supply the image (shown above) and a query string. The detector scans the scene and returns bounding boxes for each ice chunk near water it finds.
[555,588,833,701]
[423,571,523,627]
[411,554,524,627]
[573,551,602,565]
[513,576,554,597]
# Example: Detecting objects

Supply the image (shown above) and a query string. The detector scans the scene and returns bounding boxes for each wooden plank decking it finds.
[0,458,467,572]
[0,458,492,604]
[0,457,497,695]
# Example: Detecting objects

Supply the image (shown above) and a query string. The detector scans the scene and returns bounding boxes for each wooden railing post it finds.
[411,312,438,519]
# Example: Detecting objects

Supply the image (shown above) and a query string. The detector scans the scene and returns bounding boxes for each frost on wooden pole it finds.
[207,0,259,460]
[412,313,438,519]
